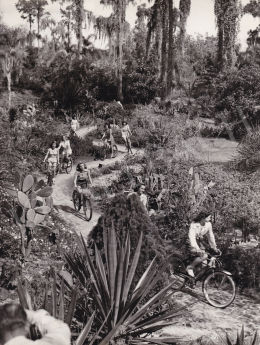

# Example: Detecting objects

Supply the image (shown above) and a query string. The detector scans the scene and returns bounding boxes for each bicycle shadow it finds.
[54,205,87,221]
[181,286,210,306]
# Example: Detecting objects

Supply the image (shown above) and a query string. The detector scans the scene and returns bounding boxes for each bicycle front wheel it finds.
[83,197,92,221]
[169,255,187,289]
[66,158,73,173]
[73,190,80,212]
[203,271,236,308]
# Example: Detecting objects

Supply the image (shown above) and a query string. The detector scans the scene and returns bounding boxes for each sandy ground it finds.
[52,126,140,240]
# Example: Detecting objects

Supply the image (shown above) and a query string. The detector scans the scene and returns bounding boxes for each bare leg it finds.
[187,253,208,272]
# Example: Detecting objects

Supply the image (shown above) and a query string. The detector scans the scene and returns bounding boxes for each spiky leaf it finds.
[36,186,53,197]
[18,191,31,208]
[26,221,35,228]
[34,213,45,224]
[34,179,45,191]
[59,271,73,287]
[1,207,12,218]
[34,206,51,215]
[46,196,53,208]
[27,209,35,222]
[30,192,37,208]
[22,175,34,193]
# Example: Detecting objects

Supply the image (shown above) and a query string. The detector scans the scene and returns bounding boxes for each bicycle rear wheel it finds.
[66,158,73,173]
[113,145,118,158]
[100,147,106,160]
[83,197,92,221]
[169,255,187,289]
[203,271,236,308]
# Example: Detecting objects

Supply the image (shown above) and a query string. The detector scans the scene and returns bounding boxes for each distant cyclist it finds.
[121,120,133,154]
[43,141,59,184]
[58,134,72,164]
[74,163,93,210]
[102,123,115,158]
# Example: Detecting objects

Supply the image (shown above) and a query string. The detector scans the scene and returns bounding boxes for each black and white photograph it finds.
[0,0,260,344]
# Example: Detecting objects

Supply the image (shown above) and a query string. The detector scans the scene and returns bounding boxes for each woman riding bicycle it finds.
[74,163,93,211]
[58,134,72,165]
[43,141,59,184]
[186,211,221,278]
[102,123,115,158]
[121,120,133,154]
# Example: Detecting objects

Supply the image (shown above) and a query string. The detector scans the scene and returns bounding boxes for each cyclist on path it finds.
[102,123,115,158]
[186,211,221,278]
[43,141,59,184]
[74,163,93,211]
[121,120,133,154]
[58,134,72,164]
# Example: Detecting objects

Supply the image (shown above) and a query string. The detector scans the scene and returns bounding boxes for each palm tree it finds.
[30,0,50,49]
[15,0,36,46]
[0,26,27,108]
[178,0,191,55]
[99,0,133,102]
[214,0,241,70]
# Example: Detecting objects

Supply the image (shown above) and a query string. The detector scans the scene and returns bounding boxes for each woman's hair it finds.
[50,141,56,148]
[76,162,87,171]
[134,184,145,193]
[193,211,210,223]
[0,304,27,341]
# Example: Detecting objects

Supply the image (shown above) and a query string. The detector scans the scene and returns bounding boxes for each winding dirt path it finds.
[52,126,139,239]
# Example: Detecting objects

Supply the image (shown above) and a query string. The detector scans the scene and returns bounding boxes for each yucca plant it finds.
[65,225,191,345]
[225,326,258,345]
[17,275,99,345]
[1,171,53,257]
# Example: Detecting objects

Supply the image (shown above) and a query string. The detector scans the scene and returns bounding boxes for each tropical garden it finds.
[1,0,260,344]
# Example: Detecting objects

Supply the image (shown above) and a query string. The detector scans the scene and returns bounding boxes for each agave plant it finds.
[225,326,258,345]
[1,171,53,257]
[65,225,191,345]
[17,275,98,345]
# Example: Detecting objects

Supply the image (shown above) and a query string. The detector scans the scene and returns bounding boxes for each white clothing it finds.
[5,309,70,345]
[188,221,216,251]
[47,148,59,163]
[59,140,72,155]
[122,124,131,139]
[71,119,78,131]
[128,192,147,210]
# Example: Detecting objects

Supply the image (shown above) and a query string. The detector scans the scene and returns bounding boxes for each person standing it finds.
[102,123,115,158]
[71,116,79,134]
[43,141,59,184]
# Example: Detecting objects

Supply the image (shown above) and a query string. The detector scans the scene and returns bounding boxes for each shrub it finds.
[88,194,166,282]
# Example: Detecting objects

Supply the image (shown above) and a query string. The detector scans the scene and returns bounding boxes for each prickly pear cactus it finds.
[1,171,53,257]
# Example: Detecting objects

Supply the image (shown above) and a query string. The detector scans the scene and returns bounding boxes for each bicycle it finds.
[72,189,92,221]
[59,156,73,174]
[92,139,118,161]
[43,162,60,186]
[169,251,236,308]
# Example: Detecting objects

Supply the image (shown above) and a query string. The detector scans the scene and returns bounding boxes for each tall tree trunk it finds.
[29,16,33,47]
[37,14,40,49]
[146,0,160,60]
[117,10,123,102]
[166,0,174,97]
[217,17,224,70]
[154,10,162,72]
[7,72,11,109]
[179,0,191,56]
[76,0,84,59]
[160,0,168,99]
